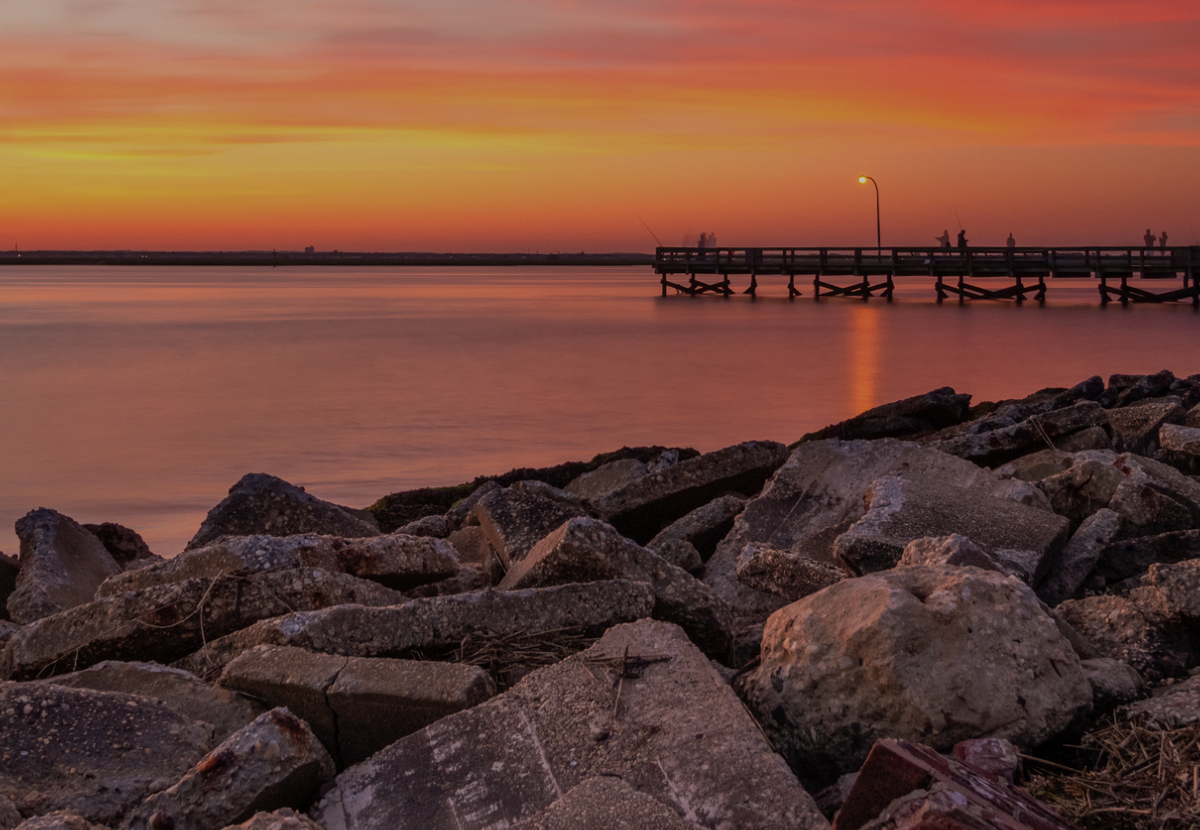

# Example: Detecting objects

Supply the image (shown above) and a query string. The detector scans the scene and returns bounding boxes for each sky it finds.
[2,0,1199,251]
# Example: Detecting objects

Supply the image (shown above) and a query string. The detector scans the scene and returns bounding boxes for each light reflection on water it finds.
[1,265,1197,557]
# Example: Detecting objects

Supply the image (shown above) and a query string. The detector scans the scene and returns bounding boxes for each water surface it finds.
[1,265,1196,556]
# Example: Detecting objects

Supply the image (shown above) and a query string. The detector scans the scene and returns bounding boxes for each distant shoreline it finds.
[0,251,656,267]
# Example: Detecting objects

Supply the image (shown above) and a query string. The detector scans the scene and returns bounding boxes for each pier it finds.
[655,246,1200,305]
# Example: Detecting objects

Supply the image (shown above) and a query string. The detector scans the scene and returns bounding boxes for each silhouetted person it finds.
[697,232,708,249]
[936,230,950,248]
[1144,229,1156,248]
[956,229,968,248]
[708,232,717,248]
[1006,233,1016,249]
[1160,231,1168,249]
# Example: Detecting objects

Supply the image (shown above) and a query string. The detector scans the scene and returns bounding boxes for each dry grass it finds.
[450,627,601,690]
[1024,719,1200,830]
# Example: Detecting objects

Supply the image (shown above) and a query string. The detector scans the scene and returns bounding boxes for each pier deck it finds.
[654,246,1200,305]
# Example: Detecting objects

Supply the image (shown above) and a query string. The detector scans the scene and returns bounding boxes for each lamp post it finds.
[858,175,880,252]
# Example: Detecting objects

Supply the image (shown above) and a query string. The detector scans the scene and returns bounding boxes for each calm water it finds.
[1,265,1197,557]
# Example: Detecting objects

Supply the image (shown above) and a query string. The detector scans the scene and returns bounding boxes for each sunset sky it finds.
[2,0,1198,251]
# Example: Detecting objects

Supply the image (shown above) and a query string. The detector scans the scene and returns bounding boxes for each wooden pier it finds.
[655,246,1200,305]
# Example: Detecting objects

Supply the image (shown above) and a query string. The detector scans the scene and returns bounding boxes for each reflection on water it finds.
[1,265,1197,557]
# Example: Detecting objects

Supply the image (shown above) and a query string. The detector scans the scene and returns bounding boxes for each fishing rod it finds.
[637,215,664,248]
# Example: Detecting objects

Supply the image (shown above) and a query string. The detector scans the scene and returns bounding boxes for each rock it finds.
[1037,508,1122,606]
[312,619,828,830]
[588,440,790,544]
[1054,595,1177,681]
[331,534,460,591]
[735,543,845,602]
[832,458,1070,577]
[564,458,648,500]
[0,554,17,622]
[992,478,1055,513]
[832,738,1076,830]
[1107,398,1185,455]
[1036,458,1124,530]
[217,809,325,830]
[187,474,378,551]
[737,566,1091,785]
[951,737,1021,784]
[1092,529,1200,586]
[96,535,342,598]
[13,812,105,830]
[80,522,158,569]
[0,622,19,645]
[1080,658,1147,713]
[0,682,212,826]
[1130,559,1200,621]
[7,509,122,626]
[471,482,588,568]
[1108,478,1197,538]
[443,481,500,528]
[1120,674,1200,728]
[1056,425,1113,453]
[445,526,500,568]
[650,539,703,575]
[932,401,1109,468]
[5,568,404,680]
[646,495,746,562]
[798,387,972,443]
[174,580,656,680]
[394,514,454,538]
[1160,422,1200,456]
[497,517,733,659]
[121,708,335,830]
[1187,402,1200,430]
[508,777,704,830]
[41,661,266,743]
[994,450,1078,482]
[402,564,495,598]
[897,534,1000,571]
[0,799,20,830]
[221,645,496,769]
[1110,370,1176,408]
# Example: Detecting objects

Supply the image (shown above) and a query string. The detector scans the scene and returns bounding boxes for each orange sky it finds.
[2,0,1198,251]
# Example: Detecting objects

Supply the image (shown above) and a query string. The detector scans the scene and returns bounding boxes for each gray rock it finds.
[508,777,705,830]
[444,481,501,528]
[988,548,1044,584]
[1108,479,1196,538]
[993,449,1078,482]
[737,566,1092,785]
[0,800,16,830]
[312,619,828,830]
[220,645,496,769]
[564,458,648,501]
[1055,595,1175,682]
[0,682,213,825]
[330,534,460,591]
[650,539,703,575]
[5,568,404,680]
[646,495,746,562]
[174,580,656,680]
[394,514,454,538]
[1160,423,1200,456]
[735,543,845,602]
[472,482,588,568]
[13,812,104,830]
[217,809,325,830]
[897,534,1000,571]
[445,526,500,568]
[992,478,1055,512]
[80,522,158,569]
[589,440,789,544]
[8,509,122,625]
[497,518,733,659]
[932,401,1109,468]
[1093,529,1200,586]
[42,660,266,743]
[1038,508,1123,606]
[1056,426,1113,453]
[1109,370,1177,408]
[1120,674,1200,728]
[1187,402,1200,430]
[832,458,1070,577]
[798,387,972,442]
[1131,559,1200,621]
[1080,658,1147,712]
[121,708,336,830]
[1107,399,1185,455]
[187,474,378,550]
[1037,459,1125,530]
[0,622,19,646]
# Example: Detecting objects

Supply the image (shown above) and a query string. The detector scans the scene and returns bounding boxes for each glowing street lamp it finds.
[858,176,881,252]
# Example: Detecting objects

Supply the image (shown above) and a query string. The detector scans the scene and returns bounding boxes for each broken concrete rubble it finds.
[646,494,746,562]
[932,401,1109,468]
[471,481,589,568]
[508,777,704,830]
[1037,508,1122,606]
[735,542,846,602]
[312,619,828,830]
[1106,398,1185,455]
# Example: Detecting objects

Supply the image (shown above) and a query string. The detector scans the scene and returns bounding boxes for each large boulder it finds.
[646,494,746,562]
[220,645,496,769]
[1036,456,1124,531]
[497,517,733,658]
[121,708,335,830]
[798,387,972,442]
[41,660,265,744]
[174,580,656,679]
[1054,595,1180,681]
[588,441,789,544]
[563,458,648,501]
[0,682,213,826]
[737,566,1091,786]
[312,619,828,830]
[471,482,588,568]
[187,474,378,550]
[734,543,845,603]
[8,509,122,625]
[1107,398,1185,455]
[5,568,404,680]
[931,401,1109,468]
[1037,509,1122,606]
[80,522,158,569]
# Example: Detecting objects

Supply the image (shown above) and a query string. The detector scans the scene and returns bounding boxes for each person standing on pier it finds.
[1007,233,1016,249]
[956,229,968,248]
[936,230,950,248]
[1145,229,1157,249]
[697,232,708,249]
[1160,231,1169,250]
